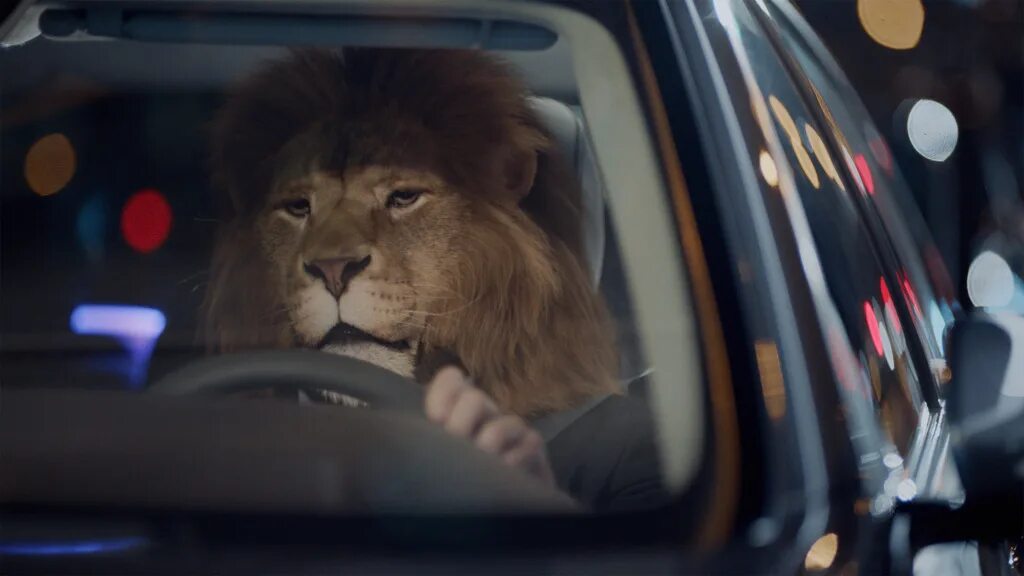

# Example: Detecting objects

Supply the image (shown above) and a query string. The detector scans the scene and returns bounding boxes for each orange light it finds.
[768,96,820,189]
[755,340,785,420]
[857,0,925,51]
[805,124,845,191]
[805,533,839,572]
[24,133,76,197]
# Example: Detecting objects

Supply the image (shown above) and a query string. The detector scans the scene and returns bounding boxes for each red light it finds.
[880,277,902,334]
[854,154,875,195]
[121,189,172,254]
[880,277,892,304]
[864,301,884,356]
[902,278,923,319]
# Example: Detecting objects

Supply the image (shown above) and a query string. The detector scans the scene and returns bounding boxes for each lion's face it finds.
[256,154,474,375]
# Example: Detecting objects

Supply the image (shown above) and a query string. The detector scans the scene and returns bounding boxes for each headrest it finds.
[528,97,606,287]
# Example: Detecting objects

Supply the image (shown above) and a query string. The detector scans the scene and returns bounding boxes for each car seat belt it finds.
[530,393,613,443]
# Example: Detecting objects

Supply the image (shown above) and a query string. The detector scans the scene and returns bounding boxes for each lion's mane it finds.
[204,49,619,416]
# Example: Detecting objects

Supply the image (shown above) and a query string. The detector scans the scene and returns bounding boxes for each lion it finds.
[202,48,619,418]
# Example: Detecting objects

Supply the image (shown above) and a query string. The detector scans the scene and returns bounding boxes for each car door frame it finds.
[637,0,877,572]
[649,0,962,572]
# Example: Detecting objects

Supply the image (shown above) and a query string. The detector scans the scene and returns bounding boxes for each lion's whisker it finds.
[406,292,483,317]
[256,304,297,321]
[177,270,209,285]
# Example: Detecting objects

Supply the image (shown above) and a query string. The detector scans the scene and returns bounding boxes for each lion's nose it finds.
[304,255,371,299]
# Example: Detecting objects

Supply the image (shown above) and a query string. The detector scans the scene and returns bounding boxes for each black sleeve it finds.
[544,394,672,513]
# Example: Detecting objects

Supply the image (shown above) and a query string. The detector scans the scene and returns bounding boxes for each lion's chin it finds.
[320,341,416,379]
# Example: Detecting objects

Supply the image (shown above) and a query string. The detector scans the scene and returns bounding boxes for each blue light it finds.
[0,537,147,556]
[70,304,166,340]
[70,304,167,388]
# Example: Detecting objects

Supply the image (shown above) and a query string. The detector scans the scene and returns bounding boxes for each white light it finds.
[967,251,1015,308]
[906,99,959,162]
[928,303,946,353]
[874,300,896,371]
[883,453,904,469]
[871,494,893,515]
[896,479,918,501]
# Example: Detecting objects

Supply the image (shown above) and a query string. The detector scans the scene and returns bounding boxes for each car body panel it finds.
[0,0,969,573]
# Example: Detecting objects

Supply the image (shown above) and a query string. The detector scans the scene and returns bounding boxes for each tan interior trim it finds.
[624,1,741,549]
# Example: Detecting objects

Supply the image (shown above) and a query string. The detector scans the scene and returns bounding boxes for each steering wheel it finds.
[149,349,424,412]
[138,349,578,513]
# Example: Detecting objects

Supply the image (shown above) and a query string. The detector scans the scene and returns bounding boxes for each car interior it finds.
[0,0,708,515]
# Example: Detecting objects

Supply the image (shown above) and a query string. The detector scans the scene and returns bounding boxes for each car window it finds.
[764,1,958,386]
[731,12,923,456]
[0,3,708,516]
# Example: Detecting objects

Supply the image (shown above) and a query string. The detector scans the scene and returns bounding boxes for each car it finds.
[1,0,1022,574]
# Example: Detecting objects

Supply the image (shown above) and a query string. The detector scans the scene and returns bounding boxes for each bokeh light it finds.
[805,124,844,191]
[857,0,925,50]
[70,303,167,389]
[906,99,959,162]
[755,340,785,420]
[967,250,1015,308]
[877,304,895,370]
[804,533,839,572]
[864,300,884,356]
[24,133,76,197]
[121,189,172,254]
[759,150,779,187]
[768,96,820,189]
[880,277,902,334]
[896,478,918,501]
[70,304,167,341]
[854,153,875,195]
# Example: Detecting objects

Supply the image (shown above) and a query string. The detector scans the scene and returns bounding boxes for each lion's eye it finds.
[283,198,311,218]
[386,189,424,209]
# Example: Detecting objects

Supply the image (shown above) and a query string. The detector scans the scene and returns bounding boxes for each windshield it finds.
[0,4,704,520]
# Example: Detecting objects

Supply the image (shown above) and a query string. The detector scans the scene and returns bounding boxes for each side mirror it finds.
[897,312,1024,550]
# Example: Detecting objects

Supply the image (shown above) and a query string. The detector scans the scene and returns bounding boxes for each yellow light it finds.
[24,133,76,197]
[768,96,819,189]
[857,0,925,51]
[759,150,779,187]
[805,124,845,191]
[804,532,839,572]
[755,340,785,419]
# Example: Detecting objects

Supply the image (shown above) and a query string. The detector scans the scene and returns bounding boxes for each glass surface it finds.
[732,14,922,456]
[767,1,957,381]
[0,35,669,514]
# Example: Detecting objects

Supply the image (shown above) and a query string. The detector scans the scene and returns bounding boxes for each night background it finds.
[797,0,1023,311]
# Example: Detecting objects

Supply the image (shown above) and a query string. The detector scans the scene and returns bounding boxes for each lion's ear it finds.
[501,147,539,201]
[493,120,547,201]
